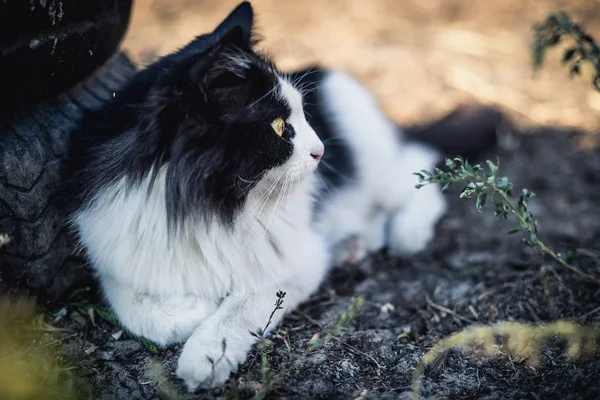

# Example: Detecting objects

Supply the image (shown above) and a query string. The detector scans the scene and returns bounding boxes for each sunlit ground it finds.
[123,0,600,135]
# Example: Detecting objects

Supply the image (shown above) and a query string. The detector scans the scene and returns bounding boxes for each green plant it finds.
[248,290,288,400]
[0,296,92,400]
[414,156,600,284]
[307,296,365,351]
[69,298,159,353]
[532,11,600,91]
[411,320,600,400]
[243,293,365,400]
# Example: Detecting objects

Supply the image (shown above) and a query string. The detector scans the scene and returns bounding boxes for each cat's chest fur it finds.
[74,169,326,300]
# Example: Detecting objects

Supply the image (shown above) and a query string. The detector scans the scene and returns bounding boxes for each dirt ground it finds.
[46,1,600,399]
[56,126,600,399]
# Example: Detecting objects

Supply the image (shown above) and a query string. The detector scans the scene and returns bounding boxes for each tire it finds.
[0,0,133,119]
[0,52,136,305]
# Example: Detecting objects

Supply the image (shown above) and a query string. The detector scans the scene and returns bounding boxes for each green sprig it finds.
[532,12,600,91]
[415,156,600,284]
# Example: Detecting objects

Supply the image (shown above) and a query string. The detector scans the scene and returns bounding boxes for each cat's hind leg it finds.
[386,173,446,256]
[100,276,217,346]
[386,142,447,256]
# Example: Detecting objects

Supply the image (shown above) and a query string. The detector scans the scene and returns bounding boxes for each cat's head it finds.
[134,2,324,228]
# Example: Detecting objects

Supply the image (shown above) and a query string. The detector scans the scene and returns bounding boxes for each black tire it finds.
[0,52,136,305]
[0,0,133,119]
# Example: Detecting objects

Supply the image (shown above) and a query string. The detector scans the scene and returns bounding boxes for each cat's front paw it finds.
[176,329,248,392]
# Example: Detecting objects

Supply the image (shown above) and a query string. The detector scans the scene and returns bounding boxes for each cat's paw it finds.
[176,328,248,392]
[330,234,367,266]
[387,213,435,256]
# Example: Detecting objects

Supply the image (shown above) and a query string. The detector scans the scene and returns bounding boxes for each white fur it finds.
[73,76,327,392]
[73,70,446,392]
[312,70,446,264]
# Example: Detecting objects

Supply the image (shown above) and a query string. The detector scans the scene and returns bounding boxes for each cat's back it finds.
[292,67,422,208]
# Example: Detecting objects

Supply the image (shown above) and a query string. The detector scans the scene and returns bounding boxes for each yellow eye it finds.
[271,118,285,137]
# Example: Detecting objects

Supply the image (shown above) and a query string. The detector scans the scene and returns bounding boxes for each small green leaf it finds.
[495,177,513,192]
[506,228,521,235]
[445,158,456,169]
[530,232,539,245]
[464,160,474,174]
[486,160,498,175]
[476,192,487,211]
[493,202,509,219]
[460,183,476,199]
[141,337,158,353]
[441,182,451,192]
[523,211,535,224]
[87,307,96,326]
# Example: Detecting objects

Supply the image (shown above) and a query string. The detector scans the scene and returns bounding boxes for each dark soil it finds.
[55,126,600,400]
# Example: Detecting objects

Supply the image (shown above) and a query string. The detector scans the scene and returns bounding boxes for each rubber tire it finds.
[0,0,133,119]
[0,52,136,305]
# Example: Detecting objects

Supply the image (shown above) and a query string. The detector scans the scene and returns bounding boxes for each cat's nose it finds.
[310,146,324,162]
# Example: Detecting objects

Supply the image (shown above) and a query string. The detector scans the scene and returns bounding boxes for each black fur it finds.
[65,2,298,229]
[288,67,357,195]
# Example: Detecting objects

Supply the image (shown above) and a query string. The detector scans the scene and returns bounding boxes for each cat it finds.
[65,2,499,392]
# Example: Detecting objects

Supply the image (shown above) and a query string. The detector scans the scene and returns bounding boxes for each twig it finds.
[580,306,600,322]
[294,308,382,370]
[329,335,383,370]
[425,295,476,325]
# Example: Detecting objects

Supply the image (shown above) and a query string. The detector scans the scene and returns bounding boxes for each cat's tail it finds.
[403,104,506,162]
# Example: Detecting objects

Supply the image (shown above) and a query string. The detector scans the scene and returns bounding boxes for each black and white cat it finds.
[66,2,497,392]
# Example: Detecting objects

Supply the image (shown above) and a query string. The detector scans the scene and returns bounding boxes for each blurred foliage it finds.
[0,296,91,400]
[411,320,600,399]
[532,11,600,91]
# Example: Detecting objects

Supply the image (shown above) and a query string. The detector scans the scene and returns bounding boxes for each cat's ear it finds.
[211,1,254,47]
[188,26,255,91]
[184,2,256,90]
[184,2,254,57]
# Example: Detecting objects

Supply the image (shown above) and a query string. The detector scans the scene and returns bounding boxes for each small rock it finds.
[111,329,124,340]
[380,303,395,313]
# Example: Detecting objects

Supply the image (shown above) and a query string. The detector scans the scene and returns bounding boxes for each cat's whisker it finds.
[297,82,318,96]
[292,67,318,87]
[243,170,286,244]
[264,174,289,234]
[247,86,276,109]
[237,174,256,195]
[319,159,342,177]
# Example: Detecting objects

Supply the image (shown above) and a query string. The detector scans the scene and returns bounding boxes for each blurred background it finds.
[123,0,600,137]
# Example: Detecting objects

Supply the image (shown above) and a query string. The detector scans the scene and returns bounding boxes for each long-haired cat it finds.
[65,2,499,391]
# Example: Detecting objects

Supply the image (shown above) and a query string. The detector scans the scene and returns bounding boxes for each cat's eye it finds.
[271,118,285,137]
